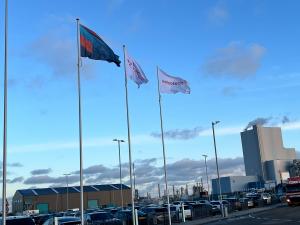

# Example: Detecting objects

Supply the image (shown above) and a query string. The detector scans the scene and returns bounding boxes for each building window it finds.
[88,200,98,209]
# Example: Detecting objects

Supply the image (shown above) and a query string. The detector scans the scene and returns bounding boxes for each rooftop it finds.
[16,184,130,197]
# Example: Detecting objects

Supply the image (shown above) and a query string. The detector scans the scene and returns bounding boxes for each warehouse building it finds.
[12,184,131,214]
[212,176,258,194]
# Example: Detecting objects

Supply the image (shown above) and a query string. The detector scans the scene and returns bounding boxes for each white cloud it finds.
[204,42,266,78]
[208,2,229,24]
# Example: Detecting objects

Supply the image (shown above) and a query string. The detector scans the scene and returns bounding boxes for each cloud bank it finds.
[204,42,266,78]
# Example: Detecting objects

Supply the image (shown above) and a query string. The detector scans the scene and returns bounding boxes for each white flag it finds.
[158,68,190,94]
[125,50,148,87]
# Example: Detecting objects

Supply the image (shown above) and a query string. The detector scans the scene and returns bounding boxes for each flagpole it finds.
[76,18,84,225]
[2,0,8,224]
[156,67,171,225]
[122,45,136,225]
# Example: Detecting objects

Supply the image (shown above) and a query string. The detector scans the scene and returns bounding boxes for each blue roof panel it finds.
[33,188,56,196]
[18,189,35,196]
[17,184,130,196]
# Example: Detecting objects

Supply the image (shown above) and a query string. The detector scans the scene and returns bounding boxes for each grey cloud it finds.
[24,175,79,185]
[28,33,75,77]
[0,162,23,169]
[8,176,24,184]
[151,127,205,140]
[25,30,94,79]
[245,115,294,130]
[282,116,290,124]
[83,165,109,175]
[204,42,266,78]
[245,117,272,130]
[8,162,23,167]
[22,157,244,196]
[31,168,52,176]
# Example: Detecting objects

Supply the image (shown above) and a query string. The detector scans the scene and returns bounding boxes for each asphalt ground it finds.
[203,204,300,225]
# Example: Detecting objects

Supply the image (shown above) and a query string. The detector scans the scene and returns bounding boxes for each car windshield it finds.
[211,202,220,205]
[3,218,35,225]
[90,213,112,220]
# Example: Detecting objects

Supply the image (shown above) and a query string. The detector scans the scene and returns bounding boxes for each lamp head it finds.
[113,139,118,142]
[212,121,220,125]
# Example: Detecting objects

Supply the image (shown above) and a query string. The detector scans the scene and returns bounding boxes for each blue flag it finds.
[80,24,121,67]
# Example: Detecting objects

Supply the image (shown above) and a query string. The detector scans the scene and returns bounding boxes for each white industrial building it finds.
[241,125,296,185]
[212,176,258,194]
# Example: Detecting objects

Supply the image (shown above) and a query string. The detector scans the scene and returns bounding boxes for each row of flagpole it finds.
[76,18,191,225]
[1,10,190,225]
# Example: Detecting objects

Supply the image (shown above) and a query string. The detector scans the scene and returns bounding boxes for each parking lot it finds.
[201,205,300,225]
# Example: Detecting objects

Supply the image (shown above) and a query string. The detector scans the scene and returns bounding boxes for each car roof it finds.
[58,217,81,222]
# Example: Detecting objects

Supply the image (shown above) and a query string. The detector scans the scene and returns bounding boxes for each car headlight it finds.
[286,199,290,202]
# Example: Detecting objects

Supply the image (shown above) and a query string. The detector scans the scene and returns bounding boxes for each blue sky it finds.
[0,0,300,197]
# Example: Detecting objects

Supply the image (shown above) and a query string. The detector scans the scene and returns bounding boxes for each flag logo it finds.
[125,50,148,87]
[158,68,190,94]
[80,24,121,67]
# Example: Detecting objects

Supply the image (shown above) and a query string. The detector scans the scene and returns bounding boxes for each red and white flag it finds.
[158,68,190,94]
[125,50,148,87]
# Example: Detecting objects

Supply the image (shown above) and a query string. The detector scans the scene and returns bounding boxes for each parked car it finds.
[176,205,192,220]
[198,200,210,204]
[239,197,254,208]
[32,214,53,225]
[210,200,229,210]
[85,212,122,225]
[223,198,242,210]
[0,216,35,225]
[261,193,272,204]
[141,206,178,223]
[115,209,147,225]
[42,216,81,225]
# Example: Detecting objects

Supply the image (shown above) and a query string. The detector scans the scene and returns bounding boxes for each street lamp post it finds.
[212,121,222,200]
[202,154,210,201]
[63,173,71,210]
[113,139,125,208]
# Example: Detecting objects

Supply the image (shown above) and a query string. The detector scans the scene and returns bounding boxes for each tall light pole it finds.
[202,154,210,200]
[212,121,222,201]
[113,139,125,208]
[133,163,136,201]
[63,173,71,210]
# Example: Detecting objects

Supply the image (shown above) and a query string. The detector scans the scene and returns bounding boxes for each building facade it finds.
[12,184,131,214]
[212,176,258,195]
[240,125,296,184]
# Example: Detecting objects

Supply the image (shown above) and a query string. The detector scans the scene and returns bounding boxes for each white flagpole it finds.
[76,18,84,225]
[122,45,135,225]
[156,67,171,225]
[2,0,8,224]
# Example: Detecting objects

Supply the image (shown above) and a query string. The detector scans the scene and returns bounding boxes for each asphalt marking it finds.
[249,214,300,224]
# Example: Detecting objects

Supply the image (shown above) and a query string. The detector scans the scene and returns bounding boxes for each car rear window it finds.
[91,212,111,220]
[6,218,35,225]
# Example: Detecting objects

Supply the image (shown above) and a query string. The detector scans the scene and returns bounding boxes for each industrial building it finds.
[12,184,131,214]
[241,125,296,184]
[211,125,297,195]
[212,176,258,194]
